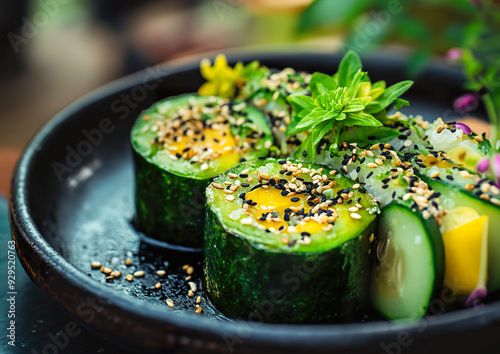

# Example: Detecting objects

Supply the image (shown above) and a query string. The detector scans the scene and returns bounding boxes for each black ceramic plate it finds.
[10,52,500,354]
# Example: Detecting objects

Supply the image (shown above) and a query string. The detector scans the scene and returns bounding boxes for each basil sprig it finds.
[286,51,413,157]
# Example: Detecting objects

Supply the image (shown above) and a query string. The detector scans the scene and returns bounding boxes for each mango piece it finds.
[442,215,489,295]
[441,206,480,233]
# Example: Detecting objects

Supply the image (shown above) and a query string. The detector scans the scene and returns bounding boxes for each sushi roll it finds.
[203,158,378,323]
[131,94,273,248]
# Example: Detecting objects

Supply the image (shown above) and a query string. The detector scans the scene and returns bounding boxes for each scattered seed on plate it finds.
[166,299,174,308]
[195,305,203,314]
[110,271,121,278]
[157,270,166,276]
[133,270,145,278]
[105,276,114,282]
[126,274,133,282]
[91,261,101,269]
[185,275,192,281]
[188,282,197,292]
[101,267,112,275]
[125,258,132,266]
[196,296,201,304]
[350,213,362,220]
[155,282,162,289]
[186,266,194,275]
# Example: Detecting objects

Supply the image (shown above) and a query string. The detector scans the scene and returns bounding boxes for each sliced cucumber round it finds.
[370,202,444,321]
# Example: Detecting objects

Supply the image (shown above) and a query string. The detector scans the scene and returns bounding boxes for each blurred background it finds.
[0,0,482,195]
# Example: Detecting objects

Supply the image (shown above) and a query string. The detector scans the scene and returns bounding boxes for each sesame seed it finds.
[196,296,201,304]
[350,213,362,220]
[375,159,383,166]
[126,274,133,282]
[106,276,114,282]
[480,194,490,201]
[260,172,270,180]
[195,306,203,314]
[403,140,412,147]
[212,183,224,190]
[91,261,101,269]
[185,276,192,281]
[264,141,272,149]
[367,163,378,168]
[491,198,500,206]
[430,171,440,178]
[157,270,166,276]
[133,270,145,278]
[240,217,253,225]
[226,195,235,202]
[290,197,300,202]
[348,207,359,212]
[228,173,238,179]
[155,282,162,289]
[166,299,174,308]
[465,184,475,191]
[110,271,121,278]
[186,266,194,275]
[474,135,484,142]
[201,163,208,171]
[102,267,112,275]
[188,282,197,292]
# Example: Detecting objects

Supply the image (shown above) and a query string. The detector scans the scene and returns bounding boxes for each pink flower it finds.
[446,48,463,62]
[449,122,471,135]
[454,93,480,114]
[476,158,490,173]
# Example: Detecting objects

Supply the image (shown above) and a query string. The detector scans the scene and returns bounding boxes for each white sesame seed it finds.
[188,282,197,292]
[404,140,412,147]
[240,217,253,225]
[348,207,359,212]
[367,163,378,168]
[133,270,145,278]
[166,299,174,308]
[200,163,208,171]
[225,195,235,202]
[350,213,362,220]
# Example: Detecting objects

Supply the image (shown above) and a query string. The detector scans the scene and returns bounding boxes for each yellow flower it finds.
[198,54,244,98]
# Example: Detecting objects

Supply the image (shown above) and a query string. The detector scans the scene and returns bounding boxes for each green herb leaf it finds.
[309,72,337,97]
[365,81,413,114]
[338,50,362,88]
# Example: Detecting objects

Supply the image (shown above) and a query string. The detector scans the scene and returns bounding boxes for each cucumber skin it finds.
[203,206,375,324]
[133,150,208,248]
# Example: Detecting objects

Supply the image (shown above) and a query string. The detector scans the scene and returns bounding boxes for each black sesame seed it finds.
[278,159,286,164]
[281,190,289,197]
[446,175,454,181]
[366,171,373,179]
[239,193,246,199]
[301,232,311,237]
[239,173,248,178]
[241,183,250,187]
[290,197,300,202]
[382,185,389,189]
[239,157,247,163]
[258,156,266,160]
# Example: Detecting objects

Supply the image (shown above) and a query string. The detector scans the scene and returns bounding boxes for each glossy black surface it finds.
[10,52,500,353]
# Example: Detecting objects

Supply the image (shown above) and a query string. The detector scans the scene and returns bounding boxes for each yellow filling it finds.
[166,126,237,158]
[418,155,457,168]
[447,146,483,170]
[245,187,331,235]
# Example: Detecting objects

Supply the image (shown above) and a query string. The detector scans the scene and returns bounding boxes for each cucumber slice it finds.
[370,203,444,321]
[131,94,273,247]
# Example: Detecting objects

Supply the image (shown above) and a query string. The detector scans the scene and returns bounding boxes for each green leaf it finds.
[347,69,367,97]
[338,50,362,88]
[343,97,371,112]
[343,112,382,127]
[287,95,315,111]
[305,120,334,157]
[309,72,337,97]
[285,114,303,137]
[393,98,410,110]
[365,80,413,114]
